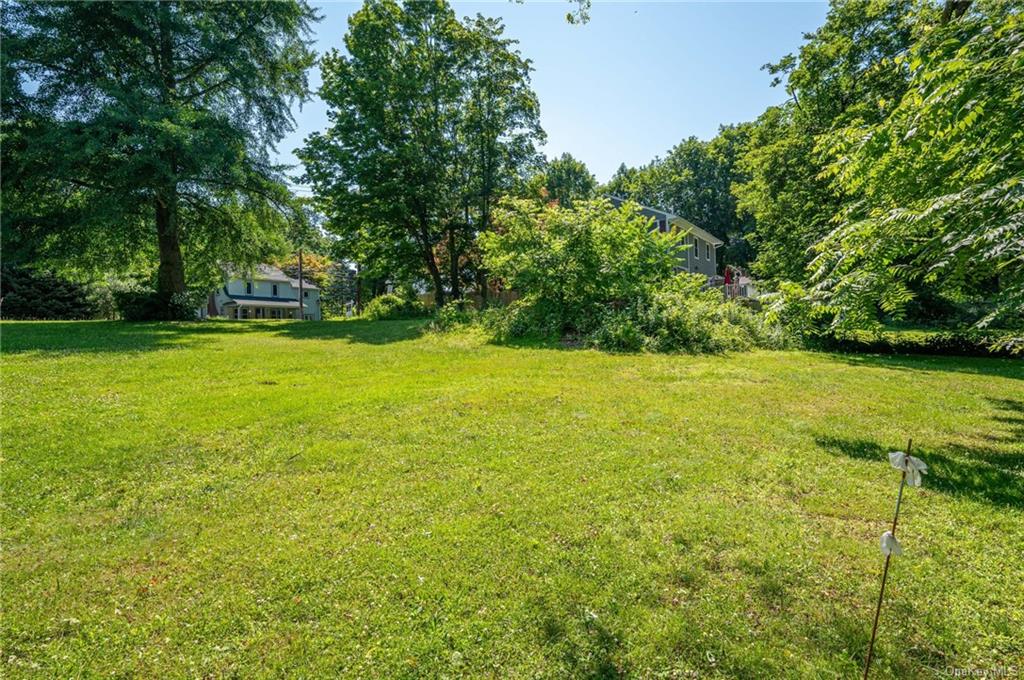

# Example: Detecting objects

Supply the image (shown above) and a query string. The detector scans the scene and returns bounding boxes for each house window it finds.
[303,291,309,298]
[706,243,711,260]
[272,284,278,296]
[246,281,253,295]
[657,219,666,233]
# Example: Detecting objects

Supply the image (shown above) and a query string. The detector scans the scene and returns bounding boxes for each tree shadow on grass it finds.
[266,318,426,345]
[534,605,627,679]
[0,319,425,355]
[822,351,1024,381]
[815,400,1024,509]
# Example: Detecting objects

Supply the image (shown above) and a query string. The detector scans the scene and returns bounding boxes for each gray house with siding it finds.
[608,196,722,278]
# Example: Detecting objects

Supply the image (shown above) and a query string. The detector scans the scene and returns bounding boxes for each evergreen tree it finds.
[2,1,318,313]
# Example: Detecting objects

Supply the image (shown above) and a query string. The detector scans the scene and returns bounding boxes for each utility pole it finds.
[298,248,304,320]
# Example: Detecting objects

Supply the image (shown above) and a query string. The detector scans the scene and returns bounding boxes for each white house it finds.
[203,264,321,320]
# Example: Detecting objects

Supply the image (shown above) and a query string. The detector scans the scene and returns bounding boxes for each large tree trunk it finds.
[425,250,446,307]
[477,197,491,307]
[154,2,186,306]
[416,217,446,307]
[447,224,461,301]
[155,191,186,298]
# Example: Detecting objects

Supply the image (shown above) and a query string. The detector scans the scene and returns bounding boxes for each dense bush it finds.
[430,300,478,331]
[760,281,831,342]
[0,267,97,319]
[113,287,204,321]
[479,199,787,353]
[588,276,786,353]
[481,198,682,338]
[362,293,428,321]
[823,329,1022,358]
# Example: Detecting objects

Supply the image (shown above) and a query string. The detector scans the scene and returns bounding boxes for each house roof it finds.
[227,263,320,290]
[606,196,724,247]
[254,264,291,281]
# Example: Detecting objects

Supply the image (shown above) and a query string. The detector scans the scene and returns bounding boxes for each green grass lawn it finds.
[2,320,1022,678]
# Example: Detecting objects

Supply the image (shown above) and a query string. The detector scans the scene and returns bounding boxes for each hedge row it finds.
[821,329,1021,358]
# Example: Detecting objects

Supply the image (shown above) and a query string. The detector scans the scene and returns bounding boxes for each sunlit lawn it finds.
[2,320,1021,677]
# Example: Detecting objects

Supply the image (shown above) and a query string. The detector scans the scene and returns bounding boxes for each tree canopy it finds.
[814,4,1024,330]
[300,0,543,306]
[537,152,596,209]
[2,1,318,311]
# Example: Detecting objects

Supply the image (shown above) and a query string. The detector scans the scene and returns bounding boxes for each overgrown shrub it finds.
[362,293,428,321]
[430,300,478,331]
[113,287,203,321]
[481,198,682,338]
[760,281,830,343]
[0,266,97,319]
[479,198,788,353]
[590,276,787,353]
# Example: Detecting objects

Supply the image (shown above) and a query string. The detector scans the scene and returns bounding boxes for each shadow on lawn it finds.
[824,351,1024,380]
[0,319,425,355]
[816,398,1024,509]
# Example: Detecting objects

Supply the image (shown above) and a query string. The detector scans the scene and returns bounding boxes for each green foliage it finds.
[604,125,755,268]
[733,104,839,282]
[362,293,429,321]
[535,152,596,208]
[734,0,917,283]
[300,0,543,305]
[479,198,785,353]
[430,300,479,331]
[481,198,681,337]
[822,328,1022,359]
[760,280,831,343]
[589,276,785,353]
[0,266,97,320]
[113,287,203,322]
[2,0,317,307]
[814,7,1024,334]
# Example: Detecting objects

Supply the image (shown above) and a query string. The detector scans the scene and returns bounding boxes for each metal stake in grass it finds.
[863,438,927,680]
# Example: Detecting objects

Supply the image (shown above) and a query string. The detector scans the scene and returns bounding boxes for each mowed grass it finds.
[2,320,1021,678]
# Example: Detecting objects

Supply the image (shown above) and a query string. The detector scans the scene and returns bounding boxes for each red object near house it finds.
[724,268,733,285]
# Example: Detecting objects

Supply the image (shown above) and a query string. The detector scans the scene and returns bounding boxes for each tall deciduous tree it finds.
[1,1,317,311]
[458,15,544,302]
[734,0,917,283]
[540,153,596,208]
[301,0,542,306]
[815,3,1022,331]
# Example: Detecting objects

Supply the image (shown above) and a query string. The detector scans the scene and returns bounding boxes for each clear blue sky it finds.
[279,1,829,192]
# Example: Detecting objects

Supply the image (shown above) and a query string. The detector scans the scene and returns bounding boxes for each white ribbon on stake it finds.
[888,450,929,488]
[880,531,902,556]
[864,439,925,680]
